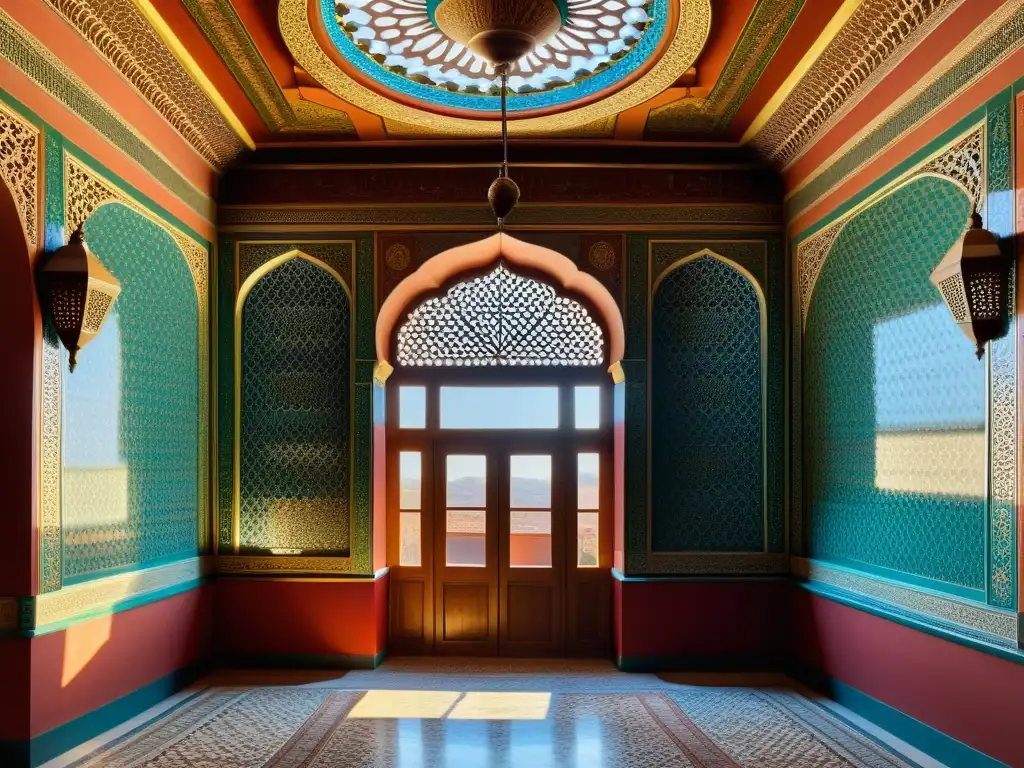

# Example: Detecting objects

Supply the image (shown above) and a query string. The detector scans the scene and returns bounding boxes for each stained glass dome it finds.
[324,0,667,113]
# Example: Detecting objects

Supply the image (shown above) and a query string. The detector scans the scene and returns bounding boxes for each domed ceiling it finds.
[280,0,711,134]
[58,0,935,153]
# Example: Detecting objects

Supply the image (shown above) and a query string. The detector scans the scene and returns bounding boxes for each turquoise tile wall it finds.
[62,204,200,582]
[652,256,764,552]
[803,177,986,598]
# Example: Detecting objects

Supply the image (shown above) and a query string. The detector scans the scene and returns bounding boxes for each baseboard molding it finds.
[0,661,207,768]
[789,664,1008,768]
[616,652,788,673]
[214,650,386,670]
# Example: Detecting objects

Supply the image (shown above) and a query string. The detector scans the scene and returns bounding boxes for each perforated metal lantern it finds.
[38,224,121,372]
[428,0,567,64]
[930,211,1011,359]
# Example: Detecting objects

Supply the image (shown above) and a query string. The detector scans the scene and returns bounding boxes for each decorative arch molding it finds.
[64,154,208,313]
[39,153,211,592]
[0,100,40,250]
[376,233,625,378]
[798,123,984,327]
[236,248,350,308]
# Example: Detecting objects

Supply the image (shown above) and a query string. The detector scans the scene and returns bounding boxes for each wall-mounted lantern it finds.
[37,224,121,372]
[930,211,1012,359]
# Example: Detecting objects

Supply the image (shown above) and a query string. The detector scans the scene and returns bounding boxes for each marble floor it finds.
[48,660,944,768]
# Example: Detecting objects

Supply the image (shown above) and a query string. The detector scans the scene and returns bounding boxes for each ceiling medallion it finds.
[335,0,654,103]
[280,0,711,134]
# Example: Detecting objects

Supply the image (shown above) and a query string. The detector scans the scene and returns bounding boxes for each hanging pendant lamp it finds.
[488,65,519,228]
[428,2,569,227]
[428,0,567,65]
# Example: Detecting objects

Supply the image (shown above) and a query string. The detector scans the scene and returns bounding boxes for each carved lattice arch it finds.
[376,234,625,378]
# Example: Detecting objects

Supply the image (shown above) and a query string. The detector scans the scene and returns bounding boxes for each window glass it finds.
[577,512,599,568]
[577,453,600,510]
[399,451,421,510]
[575,386,601,429]
[398,386,426,428]
[399,512,421,567]
[440,387,558,429]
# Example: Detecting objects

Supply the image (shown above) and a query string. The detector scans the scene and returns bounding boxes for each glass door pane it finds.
[509,455,552,568]
[577,453,600,567]
[446,454,487,567]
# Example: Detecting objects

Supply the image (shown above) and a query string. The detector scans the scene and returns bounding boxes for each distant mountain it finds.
[402,473,599,508]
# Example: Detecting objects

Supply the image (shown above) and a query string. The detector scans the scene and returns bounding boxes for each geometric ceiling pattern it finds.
[27,0,1013,172]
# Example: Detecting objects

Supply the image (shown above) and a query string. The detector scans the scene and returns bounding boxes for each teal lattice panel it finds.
[652,255,764,552]
[804,177,986,597]
[63,204,199,582]
[239,258,351,555]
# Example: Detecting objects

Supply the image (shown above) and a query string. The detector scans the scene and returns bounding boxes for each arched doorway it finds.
[377,234,625,657]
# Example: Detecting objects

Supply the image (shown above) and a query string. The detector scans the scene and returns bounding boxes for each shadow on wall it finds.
[803,177,987,597]
[0,174,39,596]
[59,203,200,586]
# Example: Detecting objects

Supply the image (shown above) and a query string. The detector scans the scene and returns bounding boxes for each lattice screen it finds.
[396,265,604,367]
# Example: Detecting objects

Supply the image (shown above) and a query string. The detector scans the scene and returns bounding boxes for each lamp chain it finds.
[499,64,509,178]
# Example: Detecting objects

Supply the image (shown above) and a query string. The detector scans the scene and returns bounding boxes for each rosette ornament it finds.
[427,0,569,64]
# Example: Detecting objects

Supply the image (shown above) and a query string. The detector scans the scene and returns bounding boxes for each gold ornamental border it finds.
[279,0,712,136]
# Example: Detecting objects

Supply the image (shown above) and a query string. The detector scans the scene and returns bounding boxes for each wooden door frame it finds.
[386,368,614,656]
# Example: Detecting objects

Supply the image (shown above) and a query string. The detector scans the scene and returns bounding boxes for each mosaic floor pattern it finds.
[59,662,933,768]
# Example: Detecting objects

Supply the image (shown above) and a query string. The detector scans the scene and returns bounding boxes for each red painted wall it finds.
[0,637,32,741]
[214,577,388,660]
[792,590,1024,767]
[0,176,39,598]
[28,586,212,738]
[614,579,788,662]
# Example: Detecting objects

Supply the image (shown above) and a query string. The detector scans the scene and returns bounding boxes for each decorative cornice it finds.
[748,0,964,165]
[218,203,782,230]
[0,99,40,249]
[0,10,214,222]
[793,557,1017,642]
[645,0,805,136]
[43,0,248,167]
[787,1,1024,217]
[179,0,293,132]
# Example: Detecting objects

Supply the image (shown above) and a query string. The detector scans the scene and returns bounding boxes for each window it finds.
[440,387,559,430]
[577,453,600,567]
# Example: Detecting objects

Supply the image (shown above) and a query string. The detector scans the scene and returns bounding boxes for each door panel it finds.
[499,450,564,657]
[433,451,498,655]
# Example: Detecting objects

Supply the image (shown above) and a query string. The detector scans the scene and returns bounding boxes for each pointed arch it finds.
[650,249,768,553]
[376,233,625,377]
[233,249,352,555]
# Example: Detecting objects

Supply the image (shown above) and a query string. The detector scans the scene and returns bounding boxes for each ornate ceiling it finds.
[35,0,971,163]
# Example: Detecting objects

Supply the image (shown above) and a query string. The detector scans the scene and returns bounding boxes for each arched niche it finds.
[376,233,625,379]
[61,203,200,583]
[235,251,352,555]
[651,250,767,554]
[803,176,989,593]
